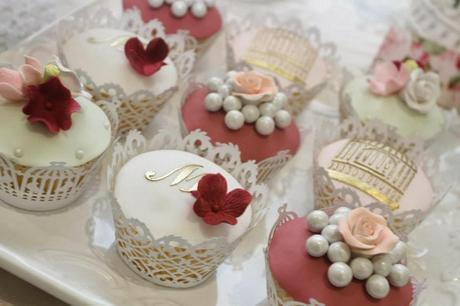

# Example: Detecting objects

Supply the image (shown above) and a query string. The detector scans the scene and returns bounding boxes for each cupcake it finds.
[107,130,267,288]
[374,0,460,112]
[341,59,445,142]
[123,0,222,51]
[61,27,178,135]
[0,55,113,211]
[266,205,419,305]
[227,19,336,116]
[312,118,445,236]
[181,70,301,182]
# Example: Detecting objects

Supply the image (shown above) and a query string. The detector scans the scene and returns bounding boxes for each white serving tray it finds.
[1,1,460,305]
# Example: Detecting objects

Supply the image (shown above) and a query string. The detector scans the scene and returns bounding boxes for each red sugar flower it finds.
[23,77,80,134]
[192,173,252,226]
[124,37,169,76]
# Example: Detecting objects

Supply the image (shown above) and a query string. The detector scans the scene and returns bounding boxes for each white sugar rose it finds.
[401,68,440,113]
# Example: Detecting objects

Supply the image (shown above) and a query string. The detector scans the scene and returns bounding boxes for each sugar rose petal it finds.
[338,207,399,256]
[369,61,410,96]
[232,71,278,103]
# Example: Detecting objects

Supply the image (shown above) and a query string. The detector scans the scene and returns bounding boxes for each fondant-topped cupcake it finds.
[115,150,252,243]
[342,59,445,141]
[181,70,300,182]
[227,22,335,116]
[123,0,222,47]
[0,55,113,210]
[61,27,178,134]
[107,134,269,288]
[317,137,433,214]
[266,206,416,305]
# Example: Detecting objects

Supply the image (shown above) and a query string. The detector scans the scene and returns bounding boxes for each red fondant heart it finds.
[124,37,169,76]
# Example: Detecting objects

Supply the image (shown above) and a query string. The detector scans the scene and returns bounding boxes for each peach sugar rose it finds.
[338,207,399,256]
[232,71,278,104]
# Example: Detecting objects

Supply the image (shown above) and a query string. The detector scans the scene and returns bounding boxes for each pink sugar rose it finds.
[232,71,278,104]
[338,207,399,256]
[369,61,410,96]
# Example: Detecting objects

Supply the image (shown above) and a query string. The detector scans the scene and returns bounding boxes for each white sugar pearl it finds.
[327,241,351,263]
[389,264,410,287]
[259,103,277,117]
[204,92,223,112]
[204,0,216,6]
[13,148,23,158]
[272,92,288,110]
[321,225,343,243]
[218,84,231,98]
[329,213,346,225]
[191,1,207,18]
[241,105,260,123]
[335,207,351,215]
[148,0,164,8]
[226,70,237,80]
[389,241,407,264]
[255,116,275,136]
[328,262,353,287]
[274,110,292,129]
[366,275,390,299]
[225,110,244,130]
[223,96,242,112]
[372,254,393,277]
[305,234,329,257]
[206,77,223,92]
[350,257,374,280]
[171,1,188,17]
[306,210,329,233]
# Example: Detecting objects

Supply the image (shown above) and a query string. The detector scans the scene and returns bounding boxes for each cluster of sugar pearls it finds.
[305,207,410,300]
[204,72,292,136]
[148,0,215,18]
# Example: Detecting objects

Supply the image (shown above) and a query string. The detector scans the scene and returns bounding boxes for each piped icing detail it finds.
[369,59,441,113]
[204,70,292,136]
[191,173,252,225]
[0,56,82,134]
[305,207,410,300]
[148,0,216,19]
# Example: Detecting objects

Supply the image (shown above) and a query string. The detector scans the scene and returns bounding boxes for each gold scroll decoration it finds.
[242,28,318,85]
[327,139,417,210]
[145,164,205,192]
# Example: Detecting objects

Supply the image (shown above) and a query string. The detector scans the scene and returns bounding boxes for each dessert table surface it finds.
[1,0,460,305]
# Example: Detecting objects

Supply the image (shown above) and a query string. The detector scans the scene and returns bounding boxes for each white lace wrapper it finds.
[312,117,449,239]
[409,0,460,53]
[179,81,295,183]
[265,204,425,306]
[0,101,119,212]
[225,14,338,117]
[104,129,268,288]
[56,7,197,136]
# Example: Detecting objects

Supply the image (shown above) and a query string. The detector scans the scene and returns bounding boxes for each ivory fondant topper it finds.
[148,0,216,19]
[204,71,292,136]
[369,59,441,113]
[0,56,82,133]
[305,207,410,300]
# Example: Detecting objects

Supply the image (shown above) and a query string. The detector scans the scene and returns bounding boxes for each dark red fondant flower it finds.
[124,37,169,76]
[23,77,80,134]
[191,173,252,226]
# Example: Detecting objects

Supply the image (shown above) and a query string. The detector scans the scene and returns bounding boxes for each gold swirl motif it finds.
[145,164,205,192]
[87,35,148,50]
[327,139,417,211]
[242,28,318,85]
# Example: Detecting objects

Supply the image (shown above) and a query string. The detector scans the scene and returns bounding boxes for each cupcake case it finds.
[0,1,460,306]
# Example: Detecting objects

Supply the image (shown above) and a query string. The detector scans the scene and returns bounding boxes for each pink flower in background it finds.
[369,61,410,96]
[430,50,460,85]
[0,56,43,102]
[377,27,412,61]
[409,42,430,68]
